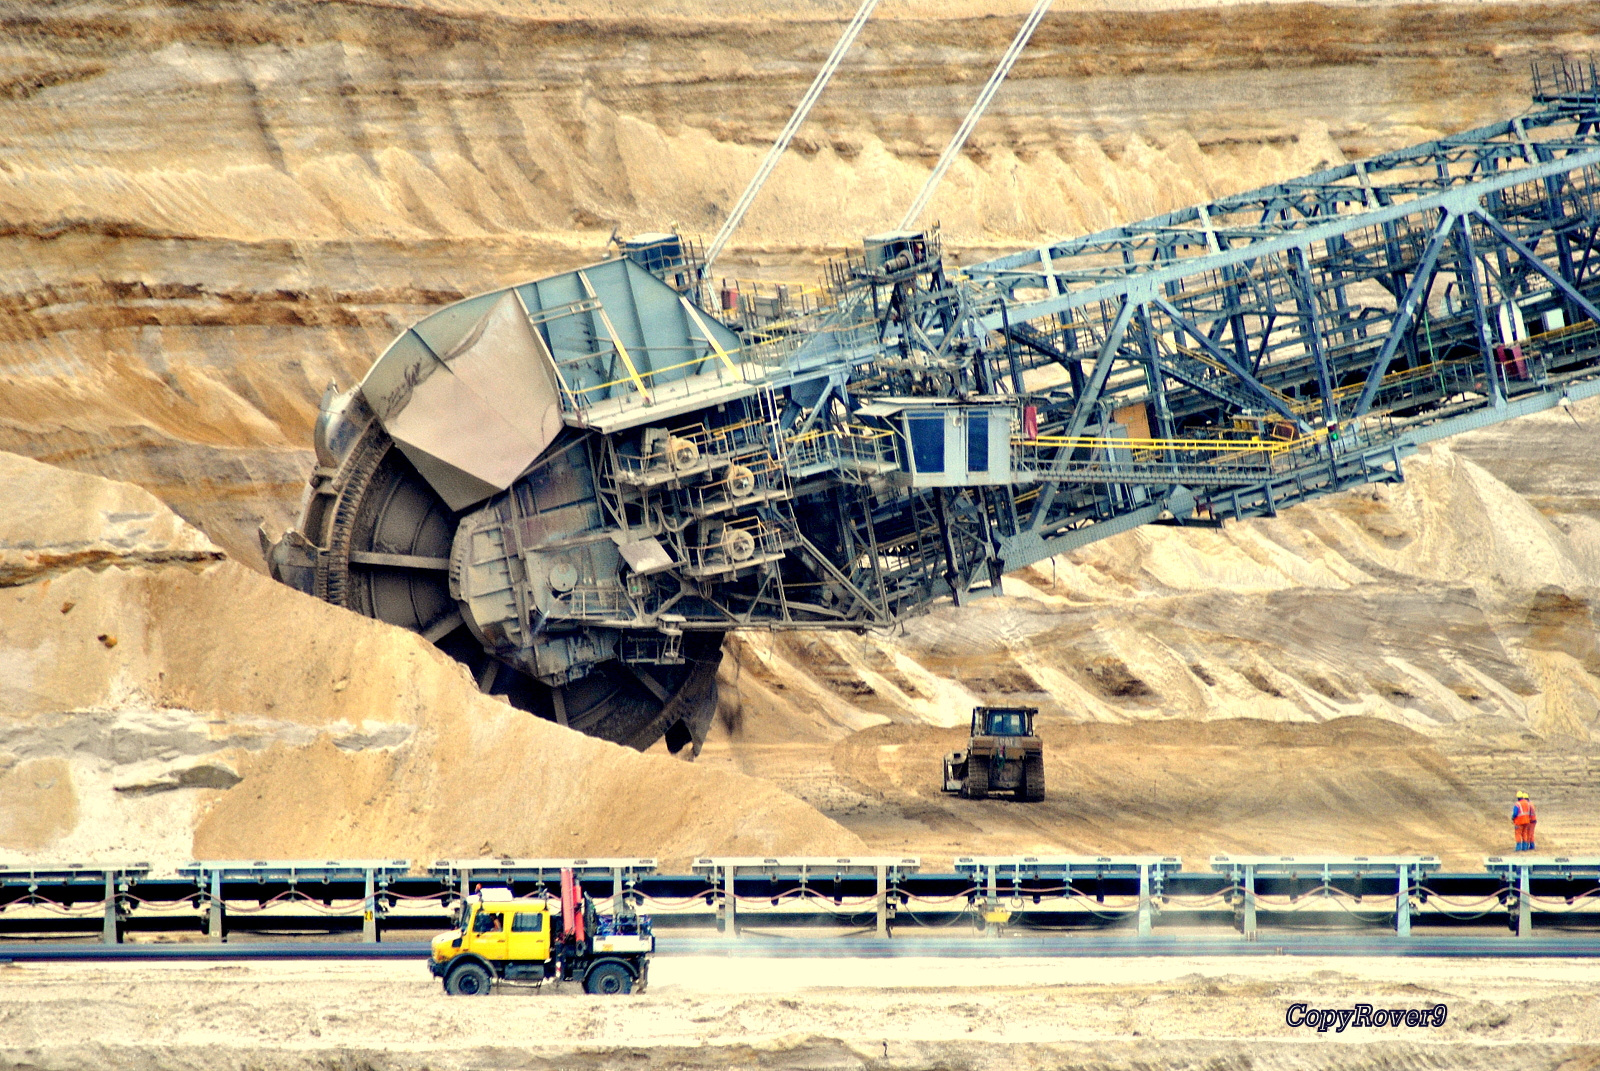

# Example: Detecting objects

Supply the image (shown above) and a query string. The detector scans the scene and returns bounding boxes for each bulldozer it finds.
[942,706,1044,801]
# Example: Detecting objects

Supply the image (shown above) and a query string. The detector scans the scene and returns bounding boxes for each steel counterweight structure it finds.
[268,66,1600,753]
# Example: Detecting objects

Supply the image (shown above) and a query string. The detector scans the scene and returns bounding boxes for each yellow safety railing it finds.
[549,306,879,414]
[555,346,751,401]
[1016,429,1332,470]
[1023,432,1324,455]
[1523,317,1600,348]
[670,416,771,456]
[785,425,897,471]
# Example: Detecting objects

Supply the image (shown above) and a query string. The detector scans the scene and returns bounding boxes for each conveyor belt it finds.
[6,856,1598,948]
[4,934,1600,962]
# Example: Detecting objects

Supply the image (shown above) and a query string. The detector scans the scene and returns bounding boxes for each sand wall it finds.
[702,430,1600,866]
[718,438,1600,739]
[0,451,863,868]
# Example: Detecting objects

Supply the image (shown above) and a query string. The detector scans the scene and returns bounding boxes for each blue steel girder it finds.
[970,104,1600,297]
[973,151,1600,343]
[1477,208,1600,325]
[1150,296,1304,427]
[952,94,1600,574]
[1348,208,1458,418]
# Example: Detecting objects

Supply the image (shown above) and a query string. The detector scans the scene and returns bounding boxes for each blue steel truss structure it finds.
[952,58,1600,571]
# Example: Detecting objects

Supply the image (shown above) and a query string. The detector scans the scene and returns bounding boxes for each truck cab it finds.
[430,876,652,995]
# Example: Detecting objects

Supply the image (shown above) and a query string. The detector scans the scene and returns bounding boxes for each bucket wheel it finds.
[306,423,723,754]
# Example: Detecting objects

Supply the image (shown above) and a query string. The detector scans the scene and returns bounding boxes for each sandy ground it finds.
[0,451,863,869]
[0,957,1596,1070]
[699,426,1600,870]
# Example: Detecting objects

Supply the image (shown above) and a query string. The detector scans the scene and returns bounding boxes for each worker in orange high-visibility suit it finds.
[1512,791,1537,852]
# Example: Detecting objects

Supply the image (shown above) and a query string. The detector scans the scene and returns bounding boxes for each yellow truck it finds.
[429,870,653,995]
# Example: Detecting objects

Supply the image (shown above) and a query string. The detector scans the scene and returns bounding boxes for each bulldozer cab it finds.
[973,706,1034,737]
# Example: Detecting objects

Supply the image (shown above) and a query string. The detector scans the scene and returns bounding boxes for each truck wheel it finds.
[583,961,634,995]
[445,962,493,996]
[963,760,989,800]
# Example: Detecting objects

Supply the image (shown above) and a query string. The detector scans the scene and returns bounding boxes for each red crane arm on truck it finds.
[560,868,585,942]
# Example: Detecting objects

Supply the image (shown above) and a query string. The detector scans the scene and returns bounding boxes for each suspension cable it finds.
[899,0,1054,230]
[702,0,881,274]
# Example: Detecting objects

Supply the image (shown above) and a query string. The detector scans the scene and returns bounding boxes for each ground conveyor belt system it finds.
[265,61,1600,754]
[5,854,1600,952]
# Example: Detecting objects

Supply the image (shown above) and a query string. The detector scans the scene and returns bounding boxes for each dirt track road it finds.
[1,956,1596,1070]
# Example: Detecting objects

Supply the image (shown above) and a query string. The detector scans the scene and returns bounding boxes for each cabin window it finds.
[967,412,989,472]
[908,414,945,473]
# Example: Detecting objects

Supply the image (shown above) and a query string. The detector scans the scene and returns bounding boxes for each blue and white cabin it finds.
[857,398,1016,488]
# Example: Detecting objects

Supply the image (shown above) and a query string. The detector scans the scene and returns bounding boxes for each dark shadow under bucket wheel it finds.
[315,425,722,754]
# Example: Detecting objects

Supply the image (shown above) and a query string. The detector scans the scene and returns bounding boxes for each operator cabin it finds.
[857,398,1017,487]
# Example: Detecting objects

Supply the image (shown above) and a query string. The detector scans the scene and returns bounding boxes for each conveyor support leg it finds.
[209,873,225,944]
[1243,865,1257,942]
[363,870,377,943]
[1518,865,1532,937]
[876,864,888,938]
[102,873,118,945]
[1137,864,1152,937]
[1396,863,1411,938]
[985,864,1000,937]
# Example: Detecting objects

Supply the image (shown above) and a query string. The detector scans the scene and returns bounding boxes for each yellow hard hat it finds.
[1516,791,1529,798]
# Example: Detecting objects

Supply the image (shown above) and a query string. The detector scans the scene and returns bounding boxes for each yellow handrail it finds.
[577,269,650,402]
[1022,431,1326,456]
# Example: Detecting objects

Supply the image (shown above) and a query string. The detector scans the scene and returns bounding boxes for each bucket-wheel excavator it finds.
[268,56,1600,758]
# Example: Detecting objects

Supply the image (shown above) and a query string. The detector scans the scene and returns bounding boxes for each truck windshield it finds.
[986,711,1025,735]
